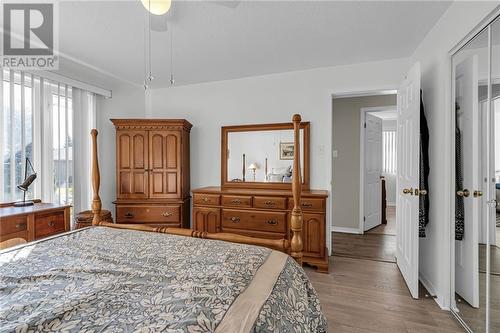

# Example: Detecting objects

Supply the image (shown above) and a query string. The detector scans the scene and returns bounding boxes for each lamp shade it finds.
[141,0,172,15]
[248,163,259,170]
[17,173,36,192]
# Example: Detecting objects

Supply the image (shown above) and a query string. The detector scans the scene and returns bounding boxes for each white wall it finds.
[149,58,410,253]
[409,1,499,309]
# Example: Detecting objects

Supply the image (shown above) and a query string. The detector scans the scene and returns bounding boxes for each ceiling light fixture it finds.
[141,0,171,15]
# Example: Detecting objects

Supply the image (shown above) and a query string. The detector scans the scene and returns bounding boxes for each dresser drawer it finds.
[193,194,220,206]
[221,209,286,233]
[35,212,65,239]
[288,197,325,211]
[1,216,28,237]
[221,195,252,208]
[253,196,287,210]
[116,205,181,224]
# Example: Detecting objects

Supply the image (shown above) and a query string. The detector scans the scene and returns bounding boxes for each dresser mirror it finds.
[221,122,310,190]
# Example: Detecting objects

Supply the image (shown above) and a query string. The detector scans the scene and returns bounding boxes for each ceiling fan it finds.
[142,0,242,32]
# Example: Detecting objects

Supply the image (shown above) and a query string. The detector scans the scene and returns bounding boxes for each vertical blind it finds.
[0,69,95,208]
[382,130,397,174]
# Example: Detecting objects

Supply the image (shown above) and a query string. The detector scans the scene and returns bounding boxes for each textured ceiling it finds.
[57,1,451,87]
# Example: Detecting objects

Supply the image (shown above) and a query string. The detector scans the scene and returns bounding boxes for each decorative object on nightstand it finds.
[248,162,259,181]
[75,210,113,229]
[13,158,37,207]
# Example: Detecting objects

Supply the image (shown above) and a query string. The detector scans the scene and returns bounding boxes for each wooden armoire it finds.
[111,119,192,228]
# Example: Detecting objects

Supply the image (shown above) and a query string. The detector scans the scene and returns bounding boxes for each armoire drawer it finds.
[116,205,181,223]
[193,194,220,206]
[288,197,325,211]
[35,212,65,239]
[221,209,286,233]
[221,195,252,208]
[253,196,287,210]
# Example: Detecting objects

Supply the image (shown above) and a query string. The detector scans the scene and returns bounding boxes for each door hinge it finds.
[363,216,366,221]
[364,122,366,128]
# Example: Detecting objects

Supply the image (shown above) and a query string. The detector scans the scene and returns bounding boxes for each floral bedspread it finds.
[0,227,326,332]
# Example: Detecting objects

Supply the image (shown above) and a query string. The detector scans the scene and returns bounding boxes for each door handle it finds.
[414,189,427,196]
[402,188,413,195]
[473,190,483,198]
[457,189,470,197]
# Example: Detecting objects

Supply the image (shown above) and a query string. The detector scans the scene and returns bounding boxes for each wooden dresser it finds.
[0,202,71,243]
[192,186,329,272]
[111,119,192,228]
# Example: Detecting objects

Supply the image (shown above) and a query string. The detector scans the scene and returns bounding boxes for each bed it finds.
[0,114,327,332]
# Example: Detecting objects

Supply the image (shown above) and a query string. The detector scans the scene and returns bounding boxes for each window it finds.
[382,130,397,174]
[1,69,75,206]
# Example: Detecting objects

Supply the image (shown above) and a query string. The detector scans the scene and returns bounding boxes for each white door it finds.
[364,113,383,231]
[455,55,480,308]
[396,62,420,299]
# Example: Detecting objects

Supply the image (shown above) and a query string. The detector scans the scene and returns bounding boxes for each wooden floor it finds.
[367,206,396,236]
[306,256,464,332]
[333,207,397,262]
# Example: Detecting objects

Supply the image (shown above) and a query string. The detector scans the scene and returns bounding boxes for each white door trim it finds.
[359,105,397,234]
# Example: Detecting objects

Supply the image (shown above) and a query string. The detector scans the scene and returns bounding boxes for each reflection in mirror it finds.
[227,129,304,183]
[453,27,488,332]
[489,16,500,333]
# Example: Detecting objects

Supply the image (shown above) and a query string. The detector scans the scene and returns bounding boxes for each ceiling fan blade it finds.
[211,0,242,9]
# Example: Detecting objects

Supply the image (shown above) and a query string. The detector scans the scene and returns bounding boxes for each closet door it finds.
[116,131,149,199]
[149,130,181,199]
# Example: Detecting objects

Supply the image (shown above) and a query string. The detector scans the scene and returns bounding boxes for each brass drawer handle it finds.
[202,197,210,203]
[161,211,172,217]
[124,212,134,218]
[264,200,276,206]
[48,221,55,227]
[15,223,26,229]
[231,199,242,205]
[301,202,313,208]
[230,216,240,223]
[266,219,278,225]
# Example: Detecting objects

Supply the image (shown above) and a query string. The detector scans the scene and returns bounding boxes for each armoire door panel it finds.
[149,130,181,198]
[116,131,148,199]
[166,134,178,168]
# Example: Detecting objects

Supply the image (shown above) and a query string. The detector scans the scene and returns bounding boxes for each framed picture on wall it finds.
[279,142,294,160]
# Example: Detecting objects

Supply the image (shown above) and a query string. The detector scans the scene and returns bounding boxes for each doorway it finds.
[331,94,398,263]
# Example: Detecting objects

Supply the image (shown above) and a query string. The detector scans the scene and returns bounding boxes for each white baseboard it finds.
[332,226,361,234]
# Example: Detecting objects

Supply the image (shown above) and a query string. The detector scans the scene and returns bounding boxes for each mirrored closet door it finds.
[452,15,500,333]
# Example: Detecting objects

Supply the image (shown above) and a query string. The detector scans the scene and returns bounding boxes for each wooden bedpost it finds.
[290,114,303,265]
[91,129,102,226]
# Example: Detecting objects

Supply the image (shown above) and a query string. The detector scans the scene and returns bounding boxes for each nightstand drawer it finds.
[35,212,65,239]
[1,216,28,237]
[253,196,287,210]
